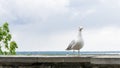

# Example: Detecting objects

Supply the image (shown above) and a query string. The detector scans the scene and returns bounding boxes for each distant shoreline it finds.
[16,51,120,55]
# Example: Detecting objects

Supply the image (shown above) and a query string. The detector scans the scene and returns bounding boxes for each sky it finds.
[0,0,120,51]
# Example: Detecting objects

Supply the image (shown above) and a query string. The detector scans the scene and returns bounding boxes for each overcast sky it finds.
[0,0,120,51]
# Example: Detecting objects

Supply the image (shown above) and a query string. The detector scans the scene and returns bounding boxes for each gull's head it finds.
[79,26,83,31]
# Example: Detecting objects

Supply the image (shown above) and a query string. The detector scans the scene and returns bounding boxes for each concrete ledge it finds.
[91,55,120,64]
[37,56,90,63]
[0,55,120,64]
[0,55,90,63]
[0,55,120,68]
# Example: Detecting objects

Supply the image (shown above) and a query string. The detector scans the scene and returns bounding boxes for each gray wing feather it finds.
[66,40,75,50]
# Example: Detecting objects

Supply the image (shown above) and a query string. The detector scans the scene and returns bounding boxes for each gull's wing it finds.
[66,40,76,50]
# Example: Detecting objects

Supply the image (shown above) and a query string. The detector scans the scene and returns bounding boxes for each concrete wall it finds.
[0,55,120,68]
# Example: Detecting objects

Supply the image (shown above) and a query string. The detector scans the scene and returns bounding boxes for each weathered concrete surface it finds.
[91,55,120,64]
[0,55,120,68]
[0,55,90,63]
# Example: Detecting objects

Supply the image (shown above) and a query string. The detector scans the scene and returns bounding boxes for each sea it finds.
[16,51,120,55]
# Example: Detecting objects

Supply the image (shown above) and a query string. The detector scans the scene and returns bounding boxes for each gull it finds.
[66,27,84,55]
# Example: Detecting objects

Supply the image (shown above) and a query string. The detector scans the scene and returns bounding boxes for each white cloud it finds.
[0,0,69,25]
[83,26,120,51]
[15,0,69,22]
[99,0,120,8]
[0,2,16,24]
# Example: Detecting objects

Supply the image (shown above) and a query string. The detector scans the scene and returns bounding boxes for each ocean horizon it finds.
[16,51,120,55]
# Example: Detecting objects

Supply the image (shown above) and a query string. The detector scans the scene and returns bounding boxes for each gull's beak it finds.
[79,27,83,31]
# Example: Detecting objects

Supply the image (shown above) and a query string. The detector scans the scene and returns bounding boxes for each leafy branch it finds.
[0,22,18,55]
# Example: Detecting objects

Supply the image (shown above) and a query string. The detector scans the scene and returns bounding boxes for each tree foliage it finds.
[0,22,18,55]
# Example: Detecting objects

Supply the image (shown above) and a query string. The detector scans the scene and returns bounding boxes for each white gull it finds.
[66,27,84,54]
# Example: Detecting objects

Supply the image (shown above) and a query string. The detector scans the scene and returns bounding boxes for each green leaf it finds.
[10,41,18,49]
[2,31,7,36]
[5,44,9,49]
[0,28,3,41]
[6,34,12,41]
[4,51,9,55]
[3,22,9,32]
[0,46,3,55]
